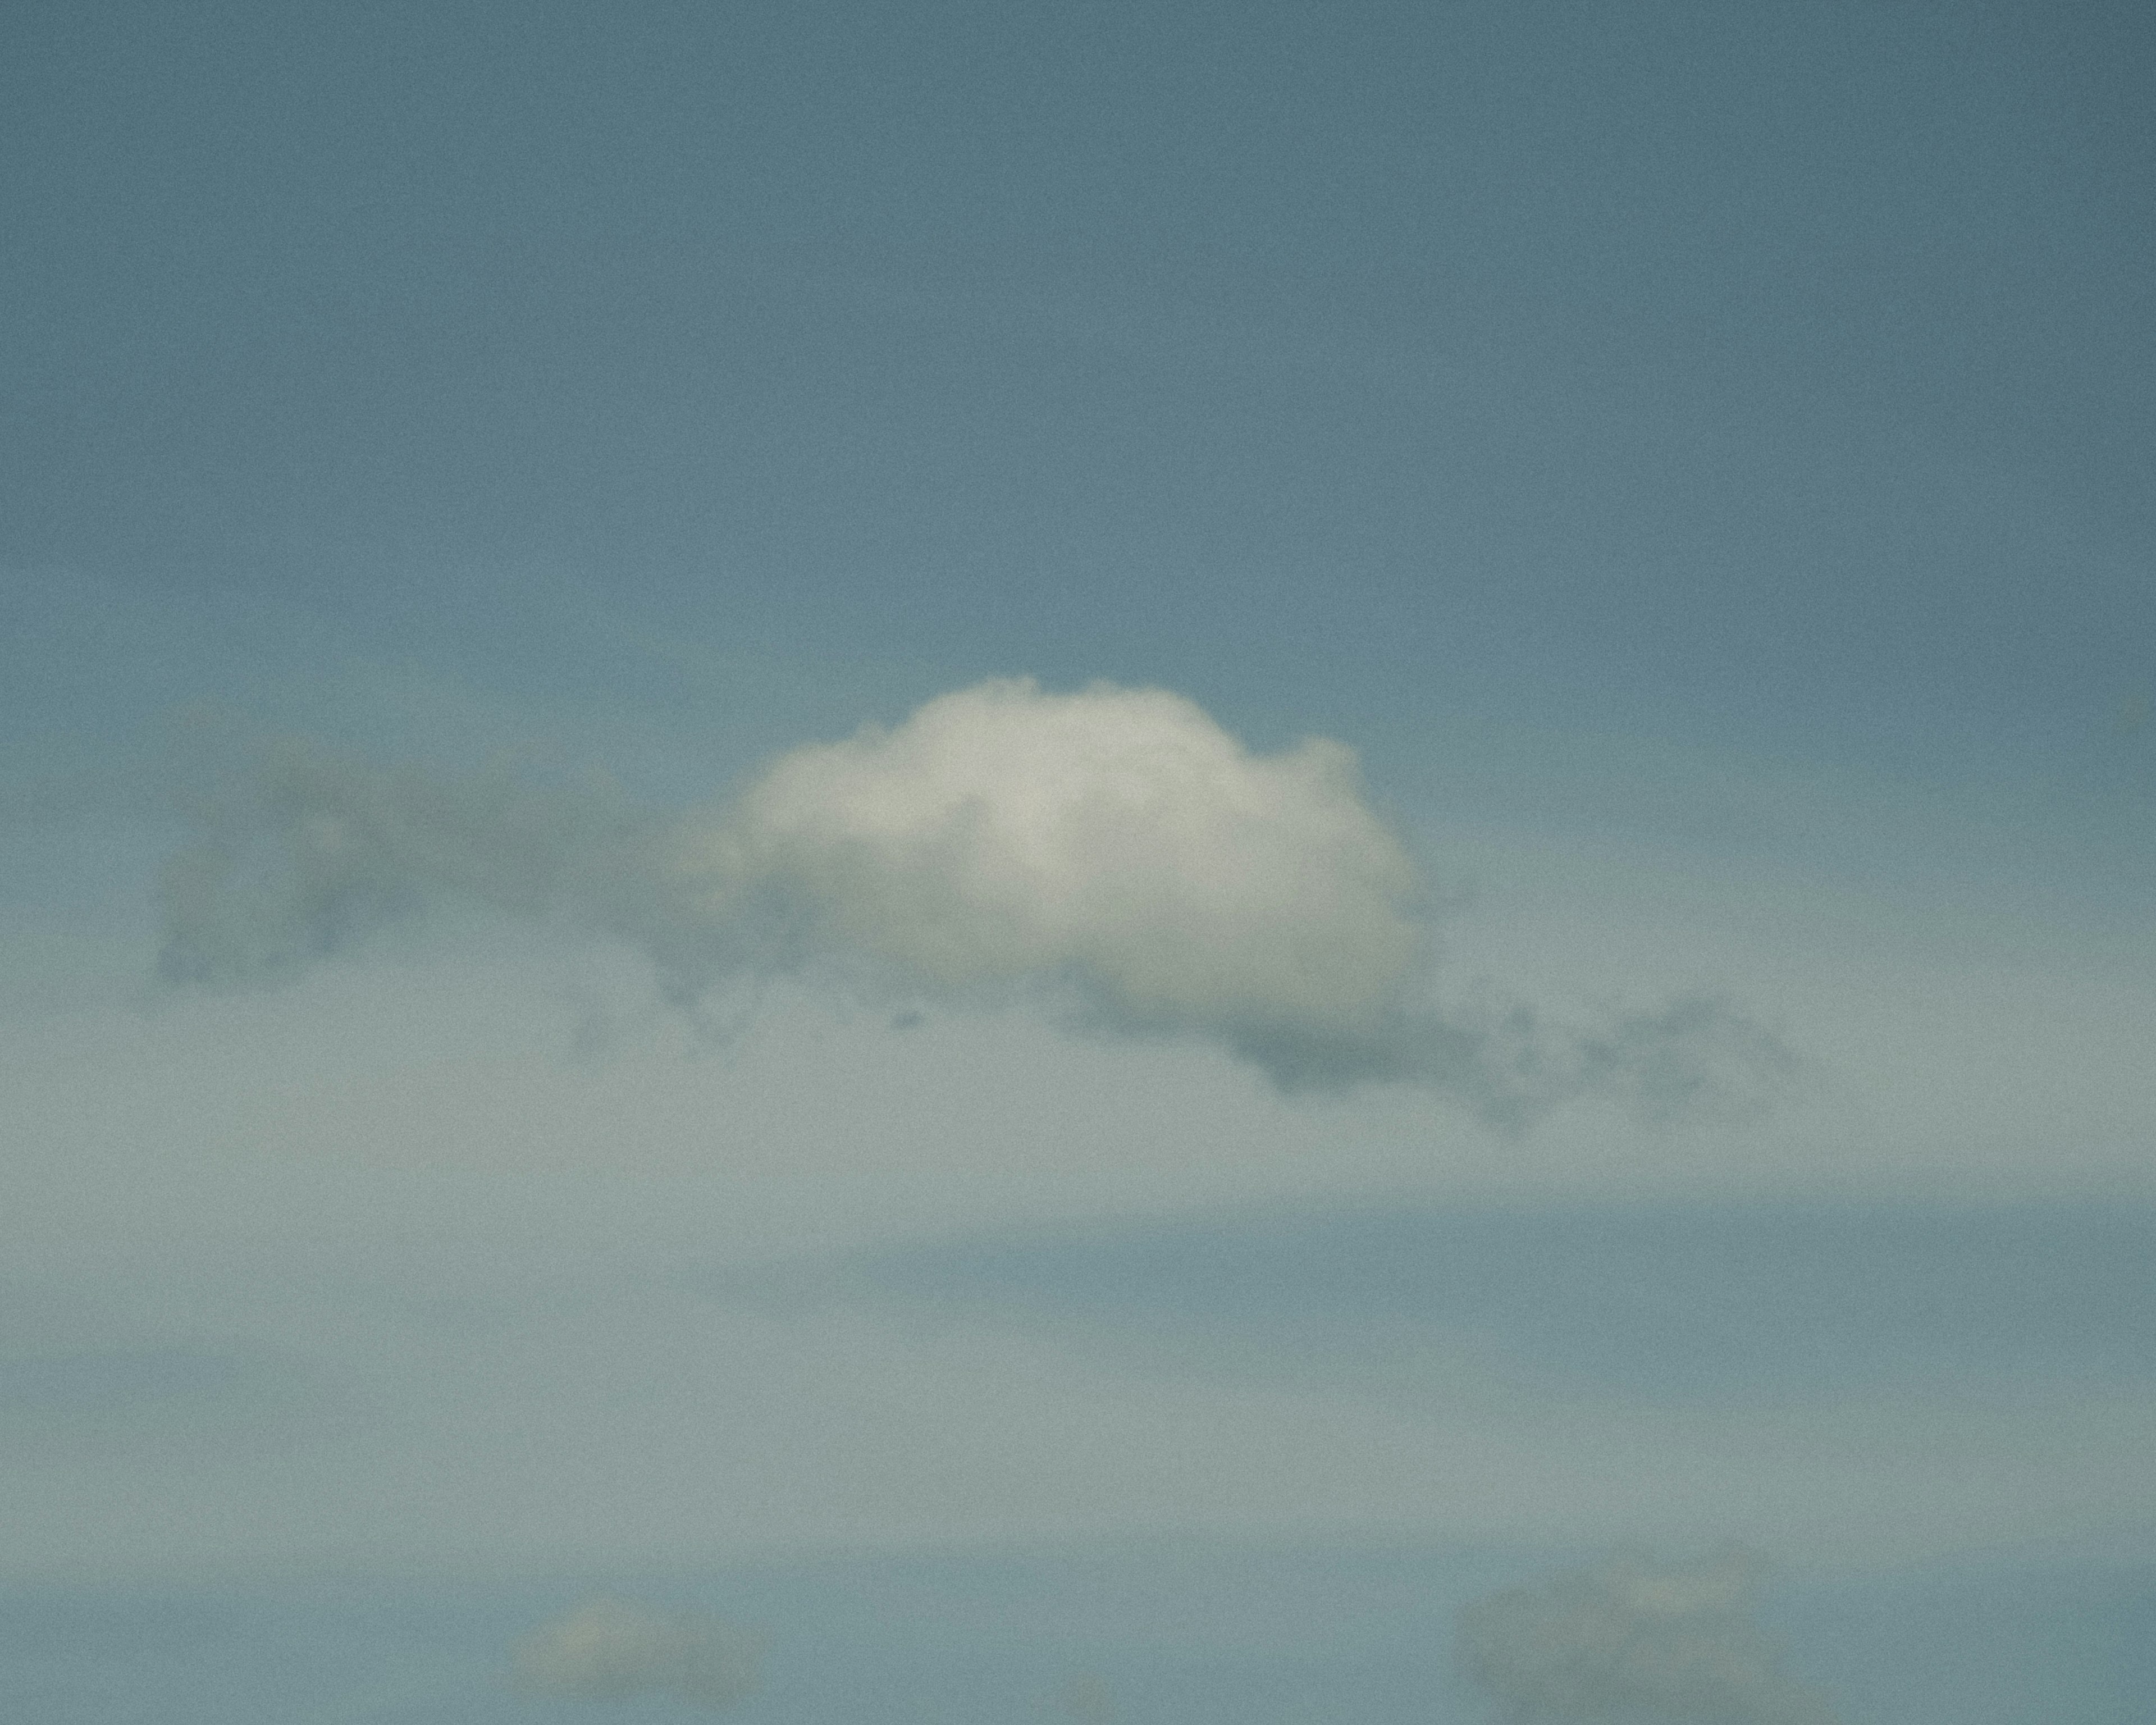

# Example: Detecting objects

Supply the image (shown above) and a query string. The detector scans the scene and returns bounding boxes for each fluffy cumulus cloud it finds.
[1456,1550,1840,1725]
[510,1598,762,1710]
[673,679,1425,1053]
[154,678,1792,1126]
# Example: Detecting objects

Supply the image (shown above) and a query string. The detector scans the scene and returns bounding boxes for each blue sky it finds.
[3,2,2153,1719]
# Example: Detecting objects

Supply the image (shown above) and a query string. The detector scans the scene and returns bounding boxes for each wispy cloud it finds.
[154,679,1794,1129]
[1459,1549,1840,1724]
[510,1598,762,1710]
[841,1197,2156,1402]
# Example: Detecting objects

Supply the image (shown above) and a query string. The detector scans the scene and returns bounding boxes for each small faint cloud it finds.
[1046,1673,1117,1723]
[510,1598,762,1712]
[1457,1548,1840,1725]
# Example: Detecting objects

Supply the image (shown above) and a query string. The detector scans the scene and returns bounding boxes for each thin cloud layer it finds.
[510,1598,762,1710]
[1458,1549,1840,1725]
[154,678,1793,1127]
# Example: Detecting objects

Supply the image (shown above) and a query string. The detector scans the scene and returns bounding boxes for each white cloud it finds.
[510,1597,762,1710]
[1458,1549,1841,1725]
[152,678,1792,1126]
[698,678,1423,1041]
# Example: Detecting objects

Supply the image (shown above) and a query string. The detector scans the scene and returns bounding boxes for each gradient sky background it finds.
[3,2,2153,1721]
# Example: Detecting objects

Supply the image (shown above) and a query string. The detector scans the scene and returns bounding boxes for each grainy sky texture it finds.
[2,2,2152,1720]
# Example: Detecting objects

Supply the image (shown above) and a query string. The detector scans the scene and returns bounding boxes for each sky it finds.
[2,1,2153,1719]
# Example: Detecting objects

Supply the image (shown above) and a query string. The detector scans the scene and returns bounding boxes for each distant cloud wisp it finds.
[510,1598,762,1710]
[1457,1549,1840,1725]
[156,678,1794,1128]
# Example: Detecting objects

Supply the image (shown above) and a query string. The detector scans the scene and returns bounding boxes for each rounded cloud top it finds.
[688,678,1426,1042]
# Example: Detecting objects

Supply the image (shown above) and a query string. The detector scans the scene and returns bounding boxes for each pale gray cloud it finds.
[1458,1549,1840,1725]
[510,1598,762,1710]
[153,679,1794,1128]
